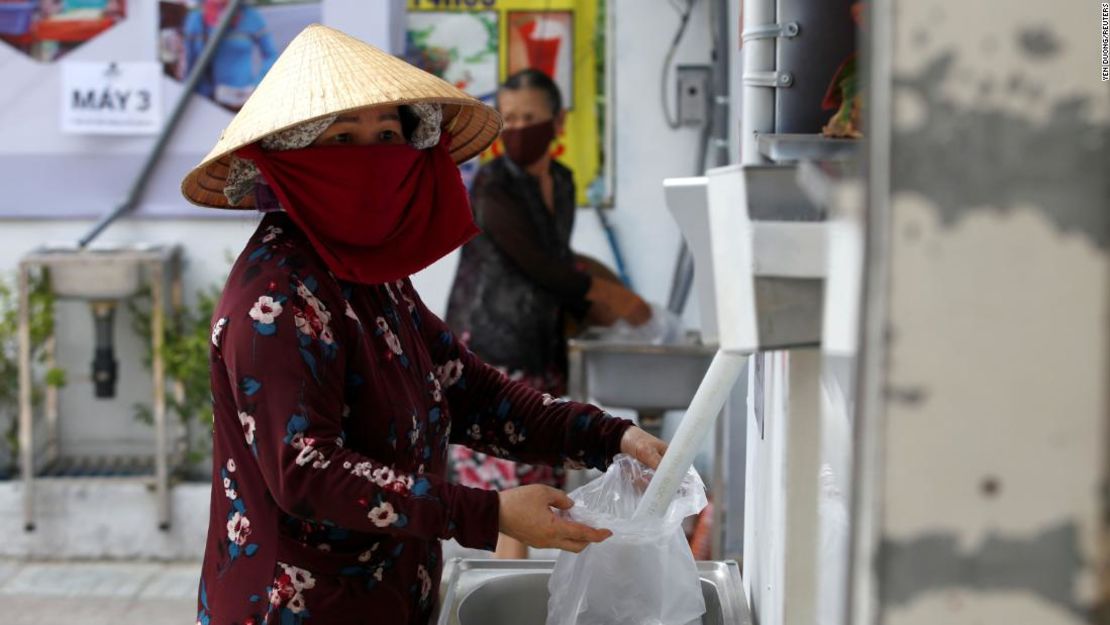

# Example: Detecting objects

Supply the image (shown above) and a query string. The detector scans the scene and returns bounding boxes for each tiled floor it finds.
[0,560,200,625]
[0,542,554,624]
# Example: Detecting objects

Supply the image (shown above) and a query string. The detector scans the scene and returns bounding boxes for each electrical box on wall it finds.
[676,64,711,127]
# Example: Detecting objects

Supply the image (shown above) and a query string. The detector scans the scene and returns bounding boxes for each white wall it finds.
[596,0,714,315]
[0,218,259,457]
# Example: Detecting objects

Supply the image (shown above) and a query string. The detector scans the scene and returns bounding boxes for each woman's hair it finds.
[500,69,563,115]
[398,105,420,141]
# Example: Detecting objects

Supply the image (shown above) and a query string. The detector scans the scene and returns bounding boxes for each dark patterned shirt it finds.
[445,157,591,379]
[196,213,631,625]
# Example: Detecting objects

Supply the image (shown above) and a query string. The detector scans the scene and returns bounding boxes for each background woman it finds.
[446,69,651,559]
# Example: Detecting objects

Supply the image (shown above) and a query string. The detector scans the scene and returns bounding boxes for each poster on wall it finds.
[406,0,599,205]
[0,0,127,63]
[60,61,163,134]
[406,11,499,100]
[404,10,499,188]
[157,0,321,112]
[506,11,572,107]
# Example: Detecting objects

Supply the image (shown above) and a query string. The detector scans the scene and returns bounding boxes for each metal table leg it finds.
[567,346,586,403]
[150,261,170,531]
[169,252,187,464]
[18,263,35,532]
[44,304,59,467]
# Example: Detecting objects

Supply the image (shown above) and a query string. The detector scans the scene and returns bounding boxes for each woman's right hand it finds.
[586,279,652,326]
[498,484,612,553]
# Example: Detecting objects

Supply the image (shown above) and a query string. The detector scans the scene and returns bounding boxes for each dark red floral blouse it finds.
[196,213,632,625]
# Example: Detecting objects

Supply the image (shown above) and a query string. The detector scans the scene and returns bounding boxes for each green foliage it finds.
[128,283,222,466]
[0,271,64,475]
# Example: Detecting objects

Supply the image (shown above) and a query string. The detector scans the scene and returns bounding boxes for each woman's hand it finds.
[498,484,612,553]
[620,426,668,470]
[615,289,652,326]
[586,279,652,326]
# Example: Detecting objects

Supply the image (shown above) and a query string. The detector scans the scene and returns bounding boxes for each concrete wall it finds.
[851,1,1110,624]
[0,1,718,469]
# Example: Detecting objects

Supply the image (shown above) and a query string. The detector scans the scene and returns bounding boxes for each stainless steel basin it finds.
[435,559,749,625]
[567,332,717,412]
[28,246,156,300]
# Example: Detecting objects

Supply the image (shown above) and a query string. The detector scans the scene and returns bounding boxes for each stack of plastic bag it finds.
[547,455,707,625]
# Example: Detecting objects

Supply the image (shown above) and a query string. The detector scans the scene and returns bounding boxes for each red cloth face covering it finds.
[237,137,479,285]
[501,119,555,167]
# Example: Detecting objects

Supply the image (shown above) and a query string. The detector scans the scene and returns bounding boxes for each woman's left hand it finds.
[620,426,668,470]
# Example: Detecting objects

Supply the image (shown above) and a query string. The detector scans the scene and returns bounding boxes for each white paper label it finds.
[61,61,162,135]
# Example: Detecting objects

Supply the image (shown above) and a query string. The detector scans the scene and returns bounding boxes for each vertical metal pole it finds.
[741,0,776,164]
[17,263,35,532]
[713,361,749,562]
[567,347,587,404]
[709,0,731,168]
[782,349,822,625]
[169,251,186,463]
[150,261,170,530]
[44,276,59,466]
[603,0,617,205]
[711,402,727,559]
[847,0,892,622]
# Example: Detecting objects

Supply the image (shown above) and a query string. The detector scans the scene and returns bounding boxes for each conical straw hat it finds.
[181,23,502,209]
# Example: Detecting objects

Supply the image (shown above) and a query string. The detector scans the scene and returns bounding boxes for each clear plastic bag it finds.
[546,455,708,625]
[597,303,685,346]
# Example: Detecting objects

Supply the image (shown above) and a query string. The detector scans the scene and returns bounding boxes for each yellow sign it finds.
[406,0,600,205]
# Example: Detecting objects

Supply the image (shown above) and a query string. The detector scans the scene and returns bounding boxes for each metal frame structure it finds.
[18,246,184,531]
[731,2,860,625]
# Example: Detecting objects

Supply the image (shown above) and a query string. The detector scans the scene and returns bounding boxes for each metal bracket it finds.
[743,71,795,88]
[742,21,800,42]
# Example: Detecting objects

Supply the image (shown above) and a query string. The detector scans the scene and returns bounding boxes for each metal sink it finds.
[435,559,749,625]
[567,331,717,413]
[27,245,157,300]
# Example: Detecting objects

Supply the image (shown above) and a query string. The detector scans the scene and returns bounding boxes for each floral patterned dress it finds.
[197,213,632,625]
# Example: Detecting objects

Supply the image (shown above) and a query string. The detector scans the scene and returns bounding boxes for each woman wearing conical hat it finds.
[183,25,667,625]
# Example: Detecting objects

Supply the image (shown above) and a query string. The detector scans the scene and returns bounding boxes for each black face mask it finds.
[501,119,556,166]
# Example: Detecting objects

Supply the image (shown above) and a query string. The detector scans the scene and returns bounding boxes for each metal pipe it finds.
[603,0,617,207]
[17,263,34,531]
[709,0,731,168]
[151,261,171,530]
[77,0,246,248]
[90,301,118,399]
[741,0,776,164]
[665,243,696,314]
[847,0,892,622]
[593,203,633,287]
